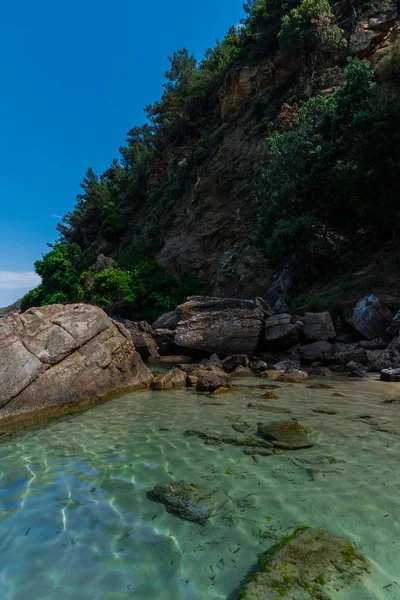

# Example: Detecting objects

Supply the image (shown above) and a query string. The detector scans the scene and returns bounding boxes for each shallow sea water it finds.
[0,374,400,600]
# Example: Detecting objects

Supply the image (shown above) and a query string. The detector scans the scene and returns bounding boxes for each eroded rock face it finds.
[349,1,397,57]
[237,527,369,600]
[122,320,160,361]
[0,304,153,422]
[173,297,264,356]
[219,59,274,121]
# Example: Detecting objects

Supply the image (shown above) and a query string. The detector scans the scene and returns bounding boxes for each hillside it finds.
[22,0,400,321]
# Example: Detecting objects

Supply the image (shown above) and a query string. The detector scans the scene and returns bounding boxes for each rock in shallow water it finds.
[258,420,314,449]
[151,368,187,390]
[381,367,400,382]
[147,482,216,525]
[236,527,369,600]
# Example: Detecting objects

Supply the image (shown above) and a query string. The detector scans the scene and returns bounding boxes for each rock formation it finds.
[0,304,152,422]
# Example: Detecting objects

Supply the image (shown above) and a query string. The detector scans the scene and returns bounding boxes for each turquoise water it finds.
[0,375,399,599]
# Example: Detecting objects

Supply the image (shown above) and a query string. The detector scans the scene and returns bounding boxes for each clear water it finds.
[0,375,400,600]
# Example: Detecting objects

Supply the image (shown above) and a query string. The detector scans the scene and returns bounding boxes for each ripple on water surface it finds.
[0,376,399,599]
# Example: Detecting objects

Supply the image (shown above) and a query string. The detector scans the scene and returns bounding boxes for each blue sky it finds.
[0,0,245,307]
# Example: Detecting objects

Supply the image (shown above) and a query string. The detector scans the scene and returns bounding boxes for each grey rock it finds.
[381,368,400,382]
[173,296,264,356]
[222,354,249,372]
[264,313,298,350]
[302,312,336,341]
[300,341,334,365]
[122,320,160,361]
[345,294,393,340]
[196,372,232,392]
[152,309,180,331]
[277,368,308,383]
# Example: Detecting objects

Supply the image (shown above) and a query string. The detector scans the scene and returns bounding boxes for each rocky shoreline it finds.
[2,293,400,423]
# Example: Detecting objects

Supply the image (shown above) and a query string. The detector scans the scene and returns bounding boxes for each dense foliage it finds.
[257,58,400,271]
[21,0,400,317]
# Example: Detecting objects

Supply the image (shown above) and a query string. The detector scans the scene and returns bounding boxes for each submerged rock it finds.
[258,420,314,449]
[184,429,274,449]
[236,527,369,600]
[147,482,215,525]
[151,368,188,390]
[0,304,153,422]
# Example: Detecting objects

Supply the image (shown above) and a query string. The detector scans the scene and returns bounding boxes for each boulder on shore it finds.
[381,367,400,382]
[196,372,232,392]
[264,313,298,350]
[345,294,393,340]
[0,304,153,422]
[302,311,336,341]
[151,368,188,390]
[173,296,264,356]
[277,368,308,383]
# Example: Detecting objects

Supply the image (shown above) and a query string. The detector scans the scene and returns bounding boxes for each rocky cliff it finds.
[20,0,400,320]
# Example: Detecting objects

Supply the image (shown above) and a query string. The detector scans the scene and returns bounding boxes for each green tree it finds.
[279,0,346,74]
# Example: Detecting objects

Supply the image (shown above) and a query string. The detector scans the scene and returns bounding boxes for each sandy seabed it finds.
[0,374,399,600]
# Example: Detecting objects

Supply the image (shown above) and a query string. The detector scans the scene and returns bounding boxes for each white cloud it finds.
[0,271,41,291]
[50,214,63,219]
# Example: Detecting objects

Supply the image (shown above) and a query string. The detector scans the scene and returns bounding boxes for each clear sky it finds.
[0,0,245,307]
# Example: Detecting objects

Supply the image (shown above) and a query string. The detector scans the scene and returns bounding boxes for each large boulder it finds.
[122,320,159,361]
[264,313,298,350]
[302,312,336,341]
[173,296,264,356]
[0,304,153,422]
[237,527,369,599]
[345,294,393,340]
